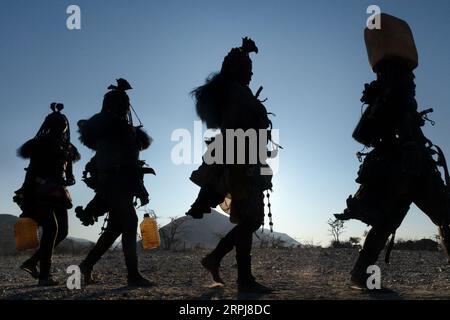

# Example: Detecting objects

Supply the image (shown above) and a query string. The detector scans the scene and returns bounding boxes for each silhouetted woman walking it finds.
[77,78,154,287]
[187,38,275,293]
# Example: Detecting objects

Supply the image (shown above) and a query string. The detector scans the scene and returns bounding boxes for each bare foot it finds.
[20,262,39,279]
[201,254,224,284]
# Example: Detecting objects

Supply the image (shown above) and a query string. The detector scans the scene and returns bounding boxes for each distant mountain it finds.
[0,214,94,256]
[158,209,300,250]
[53,236,95,254]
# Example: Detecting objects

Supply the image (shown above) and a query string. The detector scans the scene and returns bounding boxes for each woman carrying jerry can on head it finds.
[13,103,80,286]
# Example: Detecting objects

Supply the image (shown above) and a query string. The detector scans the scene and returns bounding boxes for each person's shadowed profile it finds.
[335,13,450,292]
[14,103,80,286]
[75,78,155,287]
[186,38,277,294]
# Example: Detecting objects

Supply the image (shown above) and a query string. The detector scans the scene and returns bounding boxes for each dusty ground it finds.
[1,248,450,300]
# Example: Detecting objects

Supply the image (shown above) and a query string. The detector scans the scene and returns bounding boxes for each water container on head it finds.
[365,13,418,72]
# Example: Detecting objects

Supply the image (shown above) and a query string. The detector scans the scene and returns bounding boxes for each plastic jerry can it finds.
[140,213,160,250]
[14,217,39,251]
[365,13,418,72]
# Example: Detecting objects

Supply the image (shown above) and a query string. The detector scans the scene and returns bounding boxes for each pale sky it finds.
[1,0,449,246]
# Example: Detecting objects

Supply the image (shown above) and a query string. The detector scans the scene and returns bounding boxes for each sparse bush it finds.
[270,236,287,249]
[330,240,354,249]
[349,237,362,249]
[258,237,270,249]
[160,216,188,250]
[328,218,345,245]
[301,239,322,249]
[393,238,439,251]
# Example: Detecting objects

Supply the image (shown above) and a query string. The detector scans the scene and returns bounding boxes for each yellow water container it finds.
[14,217,39,251]
[365,13,418,72]
[140,213,160,250]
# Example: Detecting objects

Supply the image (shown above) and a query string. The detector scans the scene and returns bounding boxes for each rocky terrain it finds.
[1,247,450,300]
[2,212,450,300]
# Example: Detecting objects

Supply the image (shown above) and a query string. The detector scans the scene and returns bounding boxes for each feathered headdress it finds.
[221,37,258,76]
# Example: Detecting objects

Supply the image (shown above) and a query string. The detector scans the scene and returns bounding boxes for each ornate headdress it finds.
[35,103,70,143]
[220,37,258,76]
